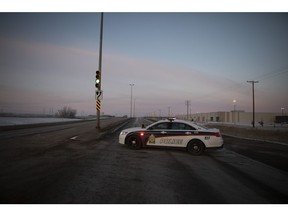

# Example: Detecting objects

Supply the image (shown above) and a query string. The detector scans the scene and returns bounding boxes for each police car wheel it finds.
[127,136,142,150]
[187,140,205,156]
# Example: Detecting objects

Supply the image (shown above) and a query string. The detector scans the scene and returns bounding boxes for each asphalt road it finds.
[0,118,288,204]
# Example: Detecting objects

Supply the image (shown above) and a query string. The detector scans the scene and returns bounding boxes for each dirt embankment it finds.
[207,124,288,144]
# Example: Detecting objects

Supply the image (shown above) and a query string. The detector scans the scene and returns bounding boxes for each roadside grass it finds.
[207,124,288,144]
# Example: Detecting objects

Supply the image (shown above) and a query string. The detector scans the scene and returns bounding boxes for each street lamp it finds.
[129,84,134,118]
[233,99,236,125]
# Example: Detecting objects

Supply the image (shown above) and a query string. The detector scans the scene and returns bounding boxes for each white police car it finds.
[119,118,223,155]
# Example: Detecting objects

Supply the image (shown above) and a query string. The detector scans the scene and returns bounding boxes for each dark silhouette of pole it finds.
[185,100,191,120]
[96,12,104,129]
[233,99,236,125]
[247,80,259,128]
[129,84,134,118]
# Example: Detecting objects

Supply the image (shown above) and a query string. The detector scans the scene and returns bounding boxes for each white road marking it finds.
[70,136,78,140]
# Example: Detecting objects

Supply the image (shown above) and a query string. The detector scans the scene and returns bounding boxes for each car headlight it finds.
[120,131,128,135]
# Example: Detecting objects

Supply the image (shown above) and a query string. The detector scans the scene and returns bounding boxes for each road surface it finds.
[0,118,288,203]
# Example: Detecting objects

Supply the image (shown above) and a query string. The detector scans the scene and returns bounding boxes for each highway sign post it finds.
[96,12,104,129]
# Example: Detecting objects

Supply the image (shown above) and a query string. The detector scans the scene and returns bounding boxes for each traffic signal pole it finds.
[96,12,104,129]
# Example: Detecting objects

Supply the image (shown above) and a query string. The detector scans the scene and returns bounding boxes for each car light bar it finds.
[167,117,176,122]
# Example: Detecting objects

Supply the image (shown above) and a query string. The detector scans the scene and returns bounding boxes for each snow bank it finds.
[0,117,82,126]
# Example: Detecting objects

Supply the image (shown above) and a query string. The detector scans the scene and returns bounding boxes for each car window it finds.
[171,123,196,130]
[148,122,170,130]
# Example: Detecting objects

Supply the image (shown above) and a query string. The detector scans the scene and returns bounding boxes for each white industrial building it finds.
[177,111,284,126]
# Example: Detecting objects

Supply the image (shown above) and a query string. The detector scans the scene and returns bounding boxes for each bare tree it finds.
[56,106,77,118]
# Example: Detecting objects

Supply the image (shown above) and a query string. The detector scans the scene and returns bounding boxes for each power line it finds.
[191,66,288,103]
[250,65,288,82]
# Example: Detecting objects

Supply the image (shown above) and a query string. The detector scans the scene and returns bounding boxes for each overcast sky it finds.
[0,12,288,116]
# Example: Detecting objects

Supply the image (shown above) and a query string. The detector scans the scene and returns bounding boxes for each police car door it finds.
[168,122,195,147]
[146,122,171,146]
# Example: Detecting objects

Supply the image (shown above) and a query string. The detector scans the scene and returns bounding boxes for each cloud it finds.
[101,52,253,113]
[1,37,287,115]
[0,37,97,113]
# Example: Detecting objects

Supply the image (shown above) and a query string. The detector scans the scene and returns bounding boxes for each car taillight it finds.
[140,132,145,137]
[213,132,221,137]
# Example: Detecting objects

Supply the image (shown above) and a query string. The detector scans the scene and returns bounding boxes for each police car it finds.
[119,118,223,155]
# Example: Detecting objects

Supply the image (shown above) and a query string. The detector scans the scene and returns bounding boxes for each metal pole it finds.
[133,98,136,117]
[185,100,190,120]
[129,84,134,118]
[252,82,255,127]
[96,12,104,129]
[247,80,259,128]
[233,99,236,125]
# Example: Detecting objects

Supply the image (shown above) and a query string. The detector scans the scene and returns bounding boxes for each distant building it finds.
[177,111,283,126]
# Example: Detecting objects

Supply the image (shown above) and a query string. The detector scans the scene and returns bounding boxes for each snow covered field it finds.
[0,117,82,126]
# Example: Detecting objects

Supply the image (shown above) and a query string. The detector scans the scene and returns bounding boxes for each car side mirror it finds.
[142,124,145,128]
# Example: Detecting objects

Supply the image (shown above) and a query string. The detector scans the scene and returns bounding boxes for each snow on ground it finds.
[0,117,82,126]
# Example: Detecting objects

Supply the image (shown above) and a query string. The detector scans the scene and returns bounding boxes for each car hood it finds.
[121,127,143,133]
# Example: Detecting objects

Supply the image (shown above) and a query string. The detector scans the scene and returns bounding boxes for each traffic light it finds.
[95,70,101,89]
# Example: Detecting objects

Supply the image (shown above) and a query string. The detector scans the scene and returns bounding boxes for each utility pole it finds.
[96,12,104,129]
[133,98,136,117]
[185,100,191,120]
[233,99,236,125]
[247,80,259,128]
[129,84,134,118]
